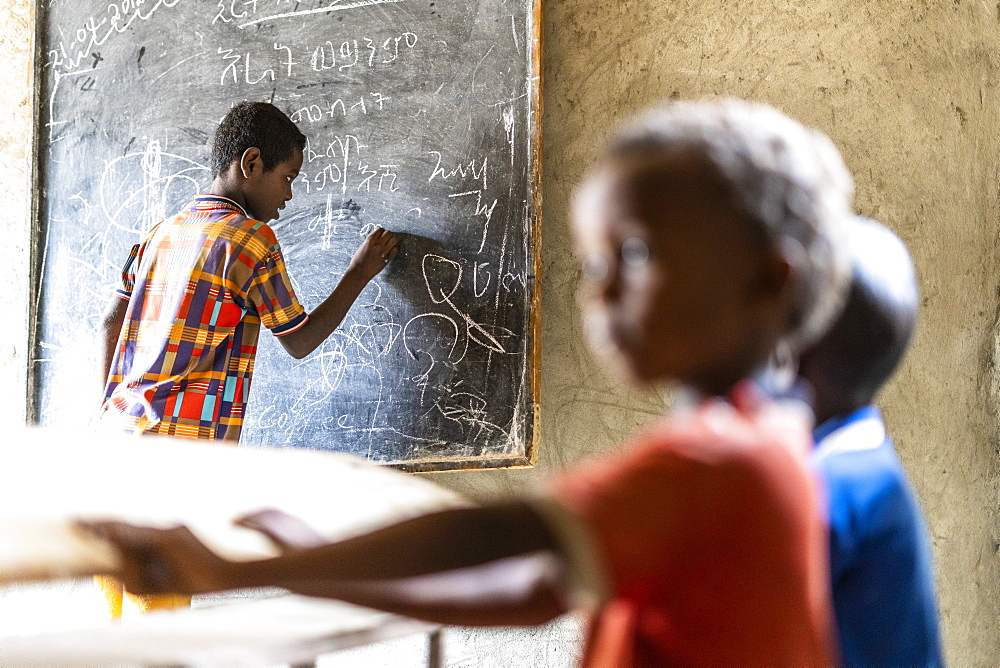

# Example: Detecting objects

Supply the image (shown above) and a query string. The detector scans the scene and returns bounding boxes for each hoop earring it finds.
[767,339,799,393]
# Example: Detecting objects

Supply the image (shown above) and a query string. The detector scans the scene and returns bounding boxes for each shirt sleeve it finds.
[550,436,695,598]
[116,223,163,300]
[551,399,835,666]
[245,242,309,337]
[529,495,610,610]
[115,243,141,300]
[549,399,815,600]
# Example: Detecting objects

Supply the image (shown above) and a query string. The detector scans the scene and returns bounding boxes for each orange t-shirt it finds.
[551,382,837,667]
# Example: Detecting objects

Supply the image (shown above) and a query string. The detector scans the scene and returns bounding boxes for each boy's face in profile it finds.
[244,147,304,222]
[572,155,786,394]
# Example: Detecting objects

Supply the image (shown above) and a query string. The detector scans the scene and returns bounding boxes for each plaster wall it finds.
[430,2,1000,664]
[0,0,32,425]
[1,0,998,665]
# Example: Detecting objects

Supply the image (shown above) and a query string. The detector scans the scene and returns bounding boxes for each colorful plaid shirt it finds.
[101,195,308,441]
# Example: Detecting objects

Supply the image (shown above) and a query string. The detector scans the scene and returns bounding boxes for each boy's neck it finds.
[206,177,253,218]
[813,397,869,428]
[675,362,770,409]
[670,365,811,411]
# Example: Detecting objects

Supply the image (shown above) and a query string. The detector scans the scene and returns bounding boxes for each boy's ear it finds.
[239,147,263,179]
[756,238,801,299]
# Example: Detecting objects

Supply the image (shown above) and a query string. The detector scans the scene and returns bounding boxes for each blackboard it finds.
[29,0,541,471]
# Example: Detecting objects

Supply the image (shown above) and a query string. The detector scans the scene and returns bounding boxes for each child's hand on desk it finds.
[346,227,398,282]
[234,508,327,552]
[78,520,235,596]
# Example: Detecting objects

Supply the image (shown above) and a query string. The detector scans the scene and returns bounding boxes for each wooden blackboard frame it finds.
[26,0,544,474]
[26,0,48,429]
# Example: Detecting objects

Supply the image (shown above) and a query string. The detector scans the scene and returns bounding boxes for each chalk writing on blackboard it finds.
[32,0,540,471]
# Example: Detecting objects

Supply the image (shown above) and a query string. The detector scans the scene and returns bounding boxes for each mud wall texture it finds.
[1,0,997,664]
[0,0,33,425]
[431,2,1000,664]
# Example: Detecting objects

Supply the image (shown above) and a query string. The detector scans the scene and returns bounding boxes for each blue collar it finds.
[813,404,883,445]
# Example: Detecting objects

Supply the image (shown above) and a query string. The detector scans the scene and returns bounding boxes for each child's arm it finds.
[272,552,567,626]
[99,295,128,390]
[277,228,398,359]
[81,503,570,626]
[234,509,328,551]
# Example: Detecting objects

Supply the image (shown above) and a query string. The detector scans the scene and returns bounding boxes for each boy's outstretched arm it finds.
[82,502,571,627]
[278,228,398,359]
[99,295,128,389]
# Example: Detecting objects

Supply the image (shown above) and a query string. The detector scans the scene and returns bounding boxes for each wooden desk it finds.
[1,427,468,583]
[0,427,467,665]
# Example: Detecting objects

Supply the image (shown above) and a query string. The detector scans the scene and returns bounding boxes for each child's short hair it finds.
[606,99,853,353]
[211,101,307,177]
[801,216,919,407]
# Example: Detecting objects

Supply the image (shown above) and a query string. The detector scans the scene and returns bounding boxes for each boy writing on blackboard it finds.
[99,101,398,441]
[95,101,397,617]
[87,100,851,664]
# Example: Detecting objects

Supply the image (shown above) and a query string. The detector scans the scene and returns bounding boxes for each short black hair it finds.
[211,101,306,177]
[799,217,919,419]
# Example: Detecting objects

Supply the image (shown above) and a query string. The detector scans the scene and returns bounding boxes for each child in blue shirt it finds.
[799,216,942,666]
